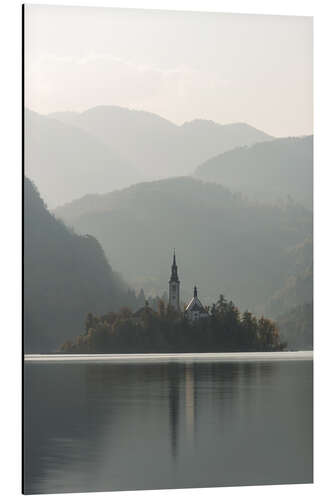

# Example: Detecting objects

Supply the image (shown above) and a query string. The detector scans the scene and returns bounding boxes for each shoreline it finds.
[24,351,313,363]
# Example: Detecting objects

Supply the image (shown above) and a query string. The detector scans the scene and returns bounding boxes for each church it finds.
[168,251,209,321]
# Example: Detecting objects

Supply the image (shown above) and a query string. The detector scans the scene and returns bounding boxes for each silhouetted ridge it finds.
[24,177,140,353]
[195,135,313,209]
[25,108,142,208]
[48,104,272,185]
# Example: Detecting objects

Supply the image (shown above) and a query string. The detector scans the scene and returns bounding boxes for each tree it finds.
[258,317,279,350]
[158,299,166,317]
[216,294,228,318]
[85,313,98,334]
[119,307,132,319]
[241,310,258,348]
[137,288,145,307]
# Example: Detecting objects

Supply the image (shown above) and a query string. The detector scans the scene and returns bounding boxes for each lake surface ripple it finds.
[24,357,313,494]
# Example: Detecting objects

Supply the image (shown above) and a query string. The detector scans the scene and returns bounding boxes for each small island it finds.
[61,252,286,354]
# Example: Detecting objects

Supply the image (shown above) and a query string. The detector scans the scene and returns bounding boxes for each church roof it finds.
[185,286,207,313]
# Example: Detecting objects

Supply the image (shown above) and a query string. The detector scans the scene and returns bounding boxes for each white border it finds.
[1,1,332,499]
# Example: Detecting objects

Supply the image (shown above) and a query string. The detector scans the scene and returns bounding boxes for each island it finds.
[60,253,286,354]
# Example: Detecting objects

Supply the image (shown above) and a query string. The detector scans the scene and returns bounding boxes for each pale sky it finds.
[24,5,313,137]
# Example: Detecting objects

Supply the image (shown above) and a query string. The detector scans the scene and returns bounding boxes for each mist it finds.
[25,5,312,137]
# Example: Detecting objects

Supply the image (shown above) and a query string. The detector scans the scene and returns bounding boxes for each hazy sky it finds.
[25,5,313,137]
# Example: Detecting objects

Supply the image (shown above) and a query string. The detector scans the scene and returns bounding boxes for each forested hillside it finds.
[266,237,313,317]
[195,136,313,209]
[24,178,141,353]
[277,303,313,349]
[55,177,312,314]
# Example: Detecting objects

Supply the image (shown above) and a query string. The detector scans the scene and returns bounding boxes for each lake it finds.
[23,354,313,494]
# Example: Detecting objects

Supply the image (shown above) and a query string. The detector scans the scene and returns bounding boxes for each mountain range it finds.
[54,176,312,314]
[50,106,272,179]
[25,105,272,208]
[24,105,313,350]
[25,109,143,208]
[194,135,313,209]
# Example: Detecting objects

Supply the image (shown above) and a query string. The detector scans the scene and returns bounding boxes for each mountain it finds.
[25,109,142,208]
[194,136,313,209]
[49,105,272,179]
[265,237,313,317]
[179,119,272,172]
[266,265,313,317]
[55,177,312,313]
[24,177,140,353]
[277,302,313,349]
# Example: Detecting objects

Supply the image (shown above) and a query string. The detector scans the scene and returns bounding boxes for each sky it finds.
[24,5,313,137]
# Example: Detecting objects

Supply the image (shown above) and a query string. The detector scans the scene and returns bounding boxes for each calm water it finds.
[24,358,313,494]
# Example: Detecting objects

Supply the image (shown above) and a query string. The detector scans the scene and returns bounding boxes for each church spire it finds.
[169,249,179,283]
[194,285,198,298]
[169,249,180,311]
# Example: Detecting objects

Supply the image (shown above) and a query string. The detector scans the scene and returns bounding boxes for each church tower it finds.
[169,250,180,311]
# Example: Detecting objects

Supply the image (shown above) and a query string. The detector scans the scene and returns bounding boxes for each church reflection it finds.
[166,360,276,460]
[167,362,198,458]
[167,364,180,458]
[24,359,281,493]
[185,363,195,445]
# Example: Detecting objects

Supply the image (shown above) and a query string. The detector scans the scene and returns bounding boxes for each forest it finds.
[60,295,286,354]
[24,177,142,353]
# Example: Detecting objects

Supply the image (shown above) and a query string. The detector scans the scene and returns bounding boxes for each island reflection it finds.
[24,360,312,494]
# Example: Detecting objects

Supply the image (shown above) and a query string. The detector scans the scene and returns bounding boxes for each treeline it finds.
[60,295,286,354]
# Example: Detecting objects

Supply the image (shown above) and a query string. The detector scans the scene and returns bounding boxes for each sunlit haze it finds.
[25,5,313,137]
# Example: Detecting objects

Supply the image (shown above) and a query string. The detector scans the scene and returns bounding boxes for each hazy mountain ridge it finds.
[55,176,312,313]
[267,264,313,318]
[194,135,313,209]
[262,236,312,320]
[49,105,273,180]
[25,109,143,208]
[24,177,141,353]
[277,302,313,349]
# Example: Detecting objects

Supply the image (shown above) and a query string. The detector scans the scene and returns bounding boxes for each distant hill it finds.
[49,105,272,180]
[266,265,313,318]
[24,177,140,353]
[194,136,313,209]
[277,302,313,350]
[25,109,142,208]
[265,237,313,318]
[55,177,312,313]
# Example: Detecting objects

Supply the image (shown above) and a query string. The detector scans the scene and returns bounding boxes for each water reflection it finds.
[167,364,180,458]
[185,363,195,446]
[24,360,313,494]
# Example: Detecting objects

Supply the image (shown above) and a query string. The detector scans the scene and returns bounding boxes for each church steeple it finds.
[194,285,198,298]
[169,249,179,283]
[168,249,180,310]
